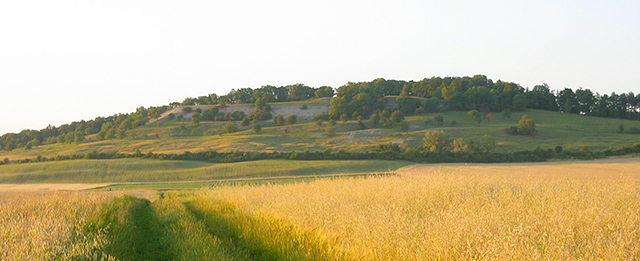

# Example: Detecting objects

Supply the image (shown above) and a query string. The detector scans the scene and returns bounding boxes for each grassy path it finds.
[89,195,343,260]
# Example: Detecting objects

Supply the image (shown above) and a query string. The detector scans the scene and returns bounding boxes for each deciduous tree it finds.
[423,130,450,152]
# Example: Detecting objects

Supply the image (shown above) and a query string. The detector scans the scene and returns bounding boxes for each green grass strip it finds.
[185,198,356,261]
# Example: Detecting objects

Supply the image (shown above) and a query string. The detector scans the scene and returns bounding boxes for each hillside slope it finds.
[1,109,639,162]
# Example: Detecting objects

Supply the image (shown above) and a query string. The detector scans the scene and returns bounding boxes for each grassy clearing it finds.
[190,160,640,260]
[0,159,409,183]
[3,109,639,161]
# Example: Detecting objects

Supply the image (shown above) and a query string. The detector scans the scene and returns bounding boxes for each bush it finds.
[286,115,297,125]
[628,127,640,134]
[434,116,444,125]
[376,143,401,153]
[274,114,284,126]
[555,145,563,153]
[423,130,450,152]
[222,121,238,134]
[314,113,330,121]
[325,126,336,136]
[251,122,262,134]
[506,126,519,135]
[190,129,201,136]
[250,112,272,121]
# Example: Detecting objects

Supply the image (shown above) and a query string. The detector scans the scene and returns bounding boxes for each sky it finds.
[1,0,638,135]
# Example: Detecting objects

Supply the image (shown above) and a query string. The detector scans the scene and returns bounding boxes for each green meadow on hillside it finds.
[1,109,639,162]
[0,159,409,183]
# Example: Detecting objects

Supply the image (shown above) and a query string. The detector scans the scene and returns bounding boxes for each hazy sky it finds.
[1,0,638,135]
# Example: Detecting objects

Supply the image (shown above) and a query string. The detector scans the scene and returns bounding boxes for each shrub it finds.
[251,122,262,134]
[517,114,536,135]
[376,143,401,153]
[325,126,336,136]
[274,115,284,126]
[314,113,330,121]
[423,130,450,152]
[286,115,297,125]
[579,145,590,153]
[434,116,444,125]
[628,127,640,134]
[241,117,251,126]
[222,121,238,134]
[555,145,564,153]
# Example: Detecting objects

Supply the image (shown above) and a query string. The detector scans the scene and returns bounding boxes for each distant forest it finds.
[1,75,638,151]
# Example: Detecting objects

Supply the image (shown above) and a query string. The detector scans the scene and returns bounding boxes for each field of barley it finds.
[188,159,640,260]
[0,192,114,260]
[2,159,640,260]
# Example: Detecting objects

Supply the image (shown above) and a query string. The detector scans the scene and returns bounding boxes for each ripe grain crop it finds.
[193,161,640,260]
[0,192,115,260]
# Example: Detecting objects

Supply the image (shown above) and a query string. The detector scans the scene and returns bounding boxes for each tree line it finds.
[0,106,170,151]
[176,84,334,106]
[328,75,640,121]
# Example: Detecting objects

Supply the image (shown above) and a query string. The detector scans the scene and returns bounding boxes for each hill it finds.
[1,108,639,162]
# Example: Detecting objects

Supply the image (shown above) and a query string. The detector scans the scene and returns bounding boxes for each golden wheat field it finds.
[0,192,115,260]
[192,159,640,260]
[2,159,640,260]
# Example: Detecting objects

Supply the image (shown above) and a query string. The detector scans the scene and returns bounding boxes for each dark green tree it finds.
[285,115,297,125]
[241,117,251,126]
[423,130,450,152]
[399,121,409,133]
[369,113,380,126]
[222,121,238,134]
[251,121,262,134]
[191,112,201,125]
[340,114,348,123]
[274,114,284,126]
[391,110,404,124]
[314,86,334,98]
[434,115,444,126]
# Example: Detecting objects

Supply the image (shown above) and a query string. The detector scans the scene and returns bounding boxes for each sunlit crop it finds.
[193,163,640,260]
[0,192,114,260]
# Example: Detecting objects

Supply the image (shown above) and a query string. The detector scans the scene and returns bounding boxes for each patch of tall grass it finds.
[193,170,640,260]
[0,192,114,260]
[150,198,250,260]
[186,198,355,260]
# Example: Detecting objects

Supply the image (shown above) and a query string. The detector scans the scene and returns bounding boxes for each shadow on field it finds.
[81,194,353,260]
[184,200,355,261]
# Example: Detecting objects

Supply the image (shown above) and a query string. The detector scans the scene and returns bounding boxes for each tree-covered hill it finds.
[1,75,638,156]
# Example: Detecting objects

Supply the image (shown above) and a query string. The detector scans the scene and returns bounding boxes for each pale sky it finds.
[1,0,638,135]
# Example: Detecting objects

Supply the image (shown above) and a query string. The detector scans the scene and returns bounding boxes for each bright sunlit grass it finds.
[190,160,640,260]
